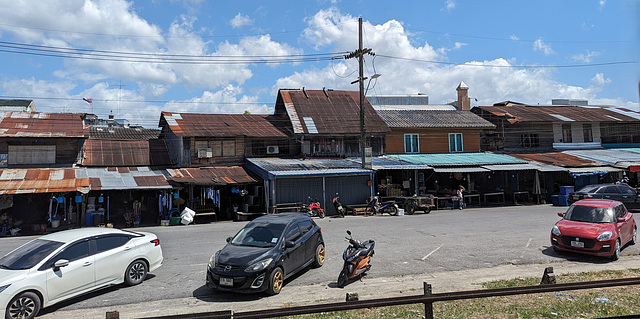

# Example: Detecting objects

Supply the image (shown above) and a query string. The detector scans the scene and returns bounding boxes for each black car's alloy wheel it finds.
[267,267,284,295]
[7,291,41,319]
[313,243,325,268]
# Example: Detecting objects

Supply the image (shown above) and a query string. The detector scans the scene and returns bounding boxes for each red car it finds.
[551,199,637,260]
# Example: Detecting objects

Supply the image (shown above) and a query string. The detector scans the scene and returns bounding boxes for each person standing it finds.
[457,185,466,210]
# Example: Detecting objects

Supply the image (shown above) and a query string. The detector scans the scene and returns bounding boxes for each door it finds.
[281,222,305,275]
[298,219,317,262]
[94,235,134,286]
[602,186,622,201]
[615,205,634,245]
[45,239,95,302]
[616,185,639,210]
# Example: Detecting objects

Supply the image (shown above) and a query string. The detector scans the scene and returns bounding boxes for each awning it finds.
[481,164,542,171]
[87,167,172,190]
[568,166,624,177]
[166,166,256,185]
[352,156,432,170]
[0,168,90,194]
[433,167,489,173]
[269,168,373,177]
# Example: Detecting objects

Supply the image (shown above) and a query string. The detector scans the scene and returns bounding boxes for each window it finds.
[448,133,463,153]
[562,124,572,143]
[57,240,90,262]
[520,134,539,147]
[583,124,593,143]
[299,219,313,234]
[404,134,419,153]
[8,145,55,165]
[284,223,301,242]
[96,235,131,254]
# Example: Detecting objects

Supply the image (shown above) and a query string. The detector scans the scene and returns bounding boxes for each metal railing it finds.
[127,267,640,319]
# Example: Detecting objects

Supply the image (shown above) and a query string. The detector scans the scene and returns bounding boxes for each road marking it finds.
[520,238,533,258]
[421,245,443,261]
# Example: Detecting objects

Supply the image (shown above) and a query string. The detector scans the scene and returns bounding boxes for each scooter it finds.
[332,193,345,218]
[305,196,325,218]
[366,195,399,216]
[337,230,375,288]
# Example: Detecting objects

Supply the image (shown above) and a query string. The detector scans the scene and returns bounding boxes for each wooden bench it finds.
[194,211,217,223]
[236,211,266,221]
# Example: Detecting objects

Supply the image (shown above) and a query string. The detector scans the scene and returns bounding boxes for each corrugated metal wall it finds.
[275,174,371,215]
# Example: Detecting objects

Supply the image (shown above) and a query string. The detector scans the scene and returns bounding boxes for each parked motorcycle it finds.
[337,230,375,288]
[366,195,398,216]
[304,196,325,218]
[332,193,345,218]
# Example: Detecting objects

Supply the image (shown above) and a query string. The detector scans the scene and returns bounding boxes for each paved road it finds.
[0,204,637,318]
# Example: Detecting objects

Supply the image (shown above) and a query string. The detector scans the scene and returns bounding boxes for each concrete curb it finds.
[38,254,640,318]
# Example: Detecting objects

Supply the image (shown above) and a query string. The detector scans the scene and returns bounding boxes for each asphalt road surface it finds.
[0,204,637,316]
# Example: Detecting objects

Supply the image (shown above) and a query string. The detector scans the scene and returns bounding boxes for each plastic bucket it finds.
[398,208,404,216]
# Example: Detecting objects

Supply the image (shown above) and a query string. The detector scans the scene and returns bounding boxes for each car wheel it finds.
[6,291,41,319]
[313,243,325,268]
[267,267,284,295]
[337,268,349,288]
[611,239,621,261]
[631,227,637,245]
[125,260,148,286]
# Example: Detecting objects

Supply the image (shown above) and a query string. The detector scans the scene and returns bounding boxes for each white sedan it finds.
[0,228,163,319]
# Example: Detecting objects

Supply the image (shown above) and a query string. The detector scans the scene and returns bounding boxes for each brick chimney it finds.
[456,81,470,111]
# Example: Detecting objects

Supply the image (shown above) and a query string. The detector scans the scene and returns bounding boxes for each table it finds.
[483,192,505,205]
[463,193,481,206]
[512,191,530,204]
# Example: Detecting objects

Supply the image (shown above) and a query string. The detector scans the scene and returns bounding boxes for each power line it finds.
[375,54,637,68]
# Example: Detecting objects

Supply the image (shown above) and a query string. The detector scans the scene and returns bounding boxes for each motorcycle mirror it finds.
[346,230,351,236]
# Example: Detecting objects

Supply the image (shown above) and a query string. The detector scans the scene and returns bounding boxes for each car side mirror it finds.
[226,237,233,243]
[53,259,69,271]
[284,241,295,248]
[557,212,564,217]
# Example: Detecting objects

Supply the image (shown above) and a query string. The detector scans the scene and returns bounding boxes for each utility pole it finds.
[345,17,374,168]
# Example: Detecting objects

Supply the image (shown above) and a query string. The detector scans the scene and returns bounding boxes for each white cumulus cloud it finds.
[230,13,253,28]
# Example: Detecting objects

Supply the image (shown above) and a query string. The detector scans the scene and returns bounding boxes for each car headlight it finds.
[0,284,11,294]
[552,225,561,236]
[208,251,220,269]
[245,258,273,272]
[596,231,613,241]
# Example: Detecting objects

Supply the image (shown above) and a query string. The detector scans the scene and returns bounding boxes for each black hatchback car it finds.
[569,183,640,211]
[206,213,324,295]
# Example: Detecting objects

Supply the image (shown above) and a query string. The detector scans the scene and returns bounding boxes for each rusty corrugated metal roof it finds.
[0,168,90,194]
[86,167,172,190]
[0,111,87,137]
[82,139,172,167]
[508,152,600,167]
[377,109,496,128]
[275,89,390,135]
[475,105,640,124]
[160,112,289,138]
[166,166,256,185]
[89,126,161,140]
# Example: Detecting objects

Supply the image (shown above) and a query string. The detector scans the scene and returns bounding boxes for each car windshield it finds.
[231,223,286,247]
[0,239,64,270]
[564,205,615,223]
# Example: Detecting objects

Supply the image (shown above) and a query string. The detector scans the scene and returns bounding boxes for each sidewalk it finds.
[39,254,640,318]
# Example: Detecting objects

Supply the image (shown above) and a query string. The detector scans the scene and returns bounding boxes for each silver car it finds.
[0,228,163,319]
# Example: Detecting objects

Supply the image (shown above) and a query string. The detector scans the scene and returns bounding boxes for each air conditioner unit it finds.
[198,148,212,158]
[266,145,279,154]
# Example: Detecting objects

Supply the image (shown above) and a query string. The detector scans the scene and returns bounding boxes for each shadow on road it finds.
[540,246,618,264]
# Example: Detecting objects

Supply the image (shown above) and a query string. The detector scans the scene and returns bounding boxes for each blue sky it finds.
[0,0,637,127]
